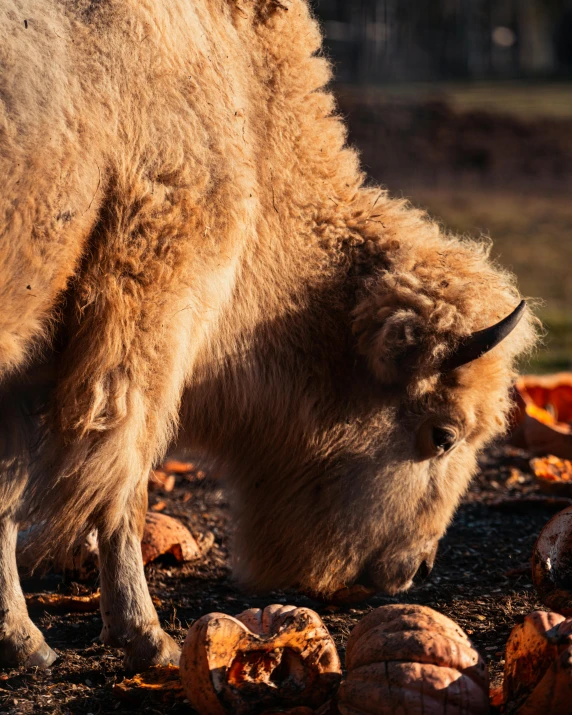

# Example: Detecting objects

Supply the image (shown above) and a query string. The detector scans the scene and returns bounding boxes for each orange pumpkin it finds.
[503,610,572,713]
[180,604,341,714]
[512,375,572,459]
[516,374,572,425]
[140,512,202,565]
[531,456,572,497]
[337,604,489,715]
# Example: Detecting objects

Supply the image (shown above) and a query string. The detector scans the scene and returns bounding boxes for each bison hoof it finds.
[123,628,181,672]
[0,633,57,669]
[25,640,58,668]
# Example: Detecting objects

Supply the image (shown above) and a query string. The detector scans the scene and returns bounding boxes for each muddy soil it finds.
[0,445,562,714]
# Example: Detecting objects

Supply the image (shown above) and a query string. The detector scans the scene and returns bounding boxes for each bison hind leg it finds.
[97,480,181,671]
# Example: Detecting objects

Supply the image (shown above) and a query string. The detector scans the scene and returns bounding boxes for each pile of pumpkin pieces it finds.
[113,599,572,714]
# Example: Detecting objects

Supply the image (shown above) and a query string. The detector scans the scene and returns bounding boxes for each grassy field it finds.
[403,189,572,373]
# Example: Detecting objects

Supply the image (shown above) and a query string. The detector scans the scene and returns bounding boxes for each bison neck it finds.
[180,252,357,461]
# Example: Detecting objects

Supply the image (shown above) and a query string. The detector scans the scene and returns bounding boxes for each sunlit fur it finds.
[1,0,537,618]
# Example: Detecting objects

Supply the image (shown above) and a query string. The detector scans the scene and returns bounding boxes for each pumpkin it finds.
[503,610,572,713]
[113,664,185,705]
[530,456,572,497]
[337,604,489,715]
[516,374,572,424]
[532,505,572,614]
[180,604,342,714]
[161,458,196,474]
[140,512,202,565]
[149,469,176,493]
[512,374,572,459]
[18,512,207,577]
[25,590,100,613]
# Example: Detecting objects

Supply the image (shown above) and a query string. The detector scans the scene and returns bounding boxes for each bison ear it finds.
[351,278,454,385]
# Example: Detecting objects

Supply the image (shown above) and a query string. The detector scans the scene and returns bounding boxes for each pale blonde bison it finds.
[0,0,536,670]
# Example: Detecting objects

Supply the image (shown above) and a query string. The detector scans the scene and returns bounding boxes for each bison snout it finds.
[412,558,433,585]
[359,545,438,594]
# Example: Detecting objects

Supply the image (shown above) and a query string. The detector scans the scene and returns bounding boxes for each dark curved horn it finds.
[442,300,527,372]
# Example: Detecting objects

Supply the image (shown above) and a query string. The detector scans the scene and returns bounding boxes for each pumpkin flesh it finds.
[180,605,341,714]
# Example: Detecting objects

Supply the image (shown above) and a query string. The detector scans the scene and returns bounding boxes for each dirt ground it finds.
[0,444,563,714]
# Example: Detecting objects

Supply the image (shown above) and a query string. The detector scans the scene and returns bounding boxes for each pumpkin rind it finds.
[140,512,202,564]
[502,610,572,713]
[338,605,489,715]
[180,605,341,714]
[532,507,572,614]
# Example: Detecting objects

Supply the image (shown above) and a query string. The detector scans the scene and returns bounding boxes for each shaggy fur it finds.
[0,0,537,668]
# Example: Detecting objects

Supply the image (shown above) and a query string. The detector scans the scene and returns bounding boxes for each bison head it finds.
[191,235,537,599]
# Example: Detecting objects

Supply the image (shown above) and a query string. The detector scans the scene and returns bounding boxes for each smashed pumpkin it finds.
[531,456,572,496]
[149,469,176,493]
[517,374,572,424]
[180,604,341,714]
[503,610,572,713]
[113,664,185,705]
[532,505,572,614]
[337,604,489,715]
[513,374,572,459]
[140,512,202,565]
[25,590,100,613]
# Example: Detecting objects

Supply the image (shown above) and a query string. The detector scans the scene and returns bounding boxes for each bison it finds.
[0,0,536,671]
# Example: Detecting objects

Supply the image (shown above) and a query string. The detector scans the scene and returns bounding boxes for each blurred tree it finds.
[314,0,572,81]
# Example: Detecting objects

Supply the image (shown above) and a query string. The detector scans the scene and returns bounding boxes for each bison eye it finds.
[417,422,459,460]
[431,426,457,453]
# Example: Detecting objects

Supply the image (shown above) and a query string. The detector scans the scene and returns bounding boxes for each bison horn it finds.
[442,300,526,372]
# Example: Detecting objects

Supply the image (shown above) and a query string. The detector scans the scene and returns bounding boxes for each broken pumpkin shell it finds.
[141,512,202,565]
[179,604,342,715]
[149,469,176,493]
[532,505,572,614]
[337,604,489,715]
[531,456,572,497]
[512,375,572,459]
[517,374,572,425]
[18,512,208,576]
[161,458,195,474]
[503,610,572,713]
[113,664,185,705]
[25,590,100,613]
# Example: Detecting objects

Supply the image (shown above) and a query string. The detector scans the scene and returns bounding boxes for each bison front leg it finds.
[0,390,57,668]
[0,515,57,668]
[97,481,180,671]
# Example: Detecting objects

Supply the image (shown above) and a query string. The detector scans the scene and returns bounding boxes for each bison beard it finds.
[0,0,537,670]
